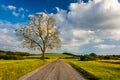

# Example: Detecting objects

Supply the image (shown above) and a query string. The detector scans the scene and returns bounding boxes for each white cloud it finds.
[12,11,19,16]
[94,44,117,49]
[28,14,34,18]
[70,1,119,29]
[7,5,16,10]
[93,38,104,43]
[0,28,8,34]
[53,0,120,54]
[56,7,60,12]
[0,20,29,52]
[18,7,24,12]
[1,5,16,11]
[1,4,28,18]
[67,0,120,40]
[1,0,120,54]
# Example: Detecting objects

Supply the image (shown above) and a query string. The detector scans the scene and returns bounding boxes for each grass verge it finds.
[68,62,99,80]
[0,59,53,80]
[65,59,120,80]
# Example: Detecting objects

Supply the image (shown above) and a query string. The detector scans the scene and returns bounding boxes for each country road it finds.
[18,59,88,80]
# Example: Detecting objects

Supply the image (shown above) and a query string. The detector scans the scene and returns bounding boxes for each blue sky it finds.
[0,0,79,23]
[0,0,120,55]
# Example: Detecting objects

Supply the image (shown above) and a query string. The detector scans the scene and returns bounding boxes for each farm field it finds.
[25,53,72,59]
[40,53,72,59]
[65,59,120,80]
[0,59,53,80]
[0,52,120,80]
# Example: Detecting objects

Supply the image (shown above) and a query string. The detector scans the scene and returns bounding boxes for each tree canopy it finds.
[16,13,61,59]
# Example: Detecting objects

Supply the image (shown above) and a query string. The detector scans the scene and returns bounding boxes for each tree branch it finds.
[23,33,44,52]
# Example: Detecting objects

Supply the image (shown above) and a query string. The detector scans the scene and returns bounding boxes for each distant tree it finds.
[80,53,98,61]
[63,52,76,56]
[89,53,97,57]
[16,13,61,59]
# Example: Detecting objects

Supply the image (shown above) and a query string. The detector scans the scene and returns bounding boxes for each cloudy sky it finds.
[0,0,120,55]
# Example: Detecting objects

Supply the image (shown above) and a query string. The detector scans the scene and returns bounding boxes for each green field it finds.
[66,59,120,80]
[40,53,72,59]
[0,53,72,80]
[25,53,72,59]
[0,59,53,80]
[0,53,120,80]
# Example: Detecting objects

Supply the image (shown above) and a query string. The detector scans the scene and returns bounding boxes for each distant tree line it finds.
[63,52,120,61]
[0,50,30,60]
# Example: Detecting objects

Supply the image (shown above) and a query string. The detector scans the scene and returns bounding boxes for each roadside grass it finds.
[65,59,120,80]
[0,53,71,80]
[0,59,53,80]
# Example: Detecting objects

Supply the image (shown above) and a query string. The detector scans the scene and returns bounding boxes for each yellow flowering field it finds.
[0,59,52,80]
[66,59,120,80]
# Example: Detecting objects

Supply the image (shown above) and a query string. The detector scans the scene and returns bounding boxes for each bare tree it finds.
[16,13,61,59]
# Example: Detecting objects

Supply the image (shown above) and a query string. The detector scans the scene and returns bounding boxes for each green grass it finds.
[98,60,120,64]
[0,59,53,80]
[65,59,120,80]
[26,53,72,59]
[41,53,71,59]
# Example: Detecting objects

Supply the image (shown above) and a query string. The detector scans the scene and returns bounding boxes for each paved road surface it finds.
[18,59,87,80]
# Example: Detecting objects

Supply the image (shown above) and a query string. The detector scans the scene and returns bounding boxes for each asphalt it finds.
[18,59,88,80]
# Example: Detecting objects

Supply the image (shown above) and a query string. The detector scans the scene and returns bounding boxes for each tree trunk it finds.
[41,51,45,60]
